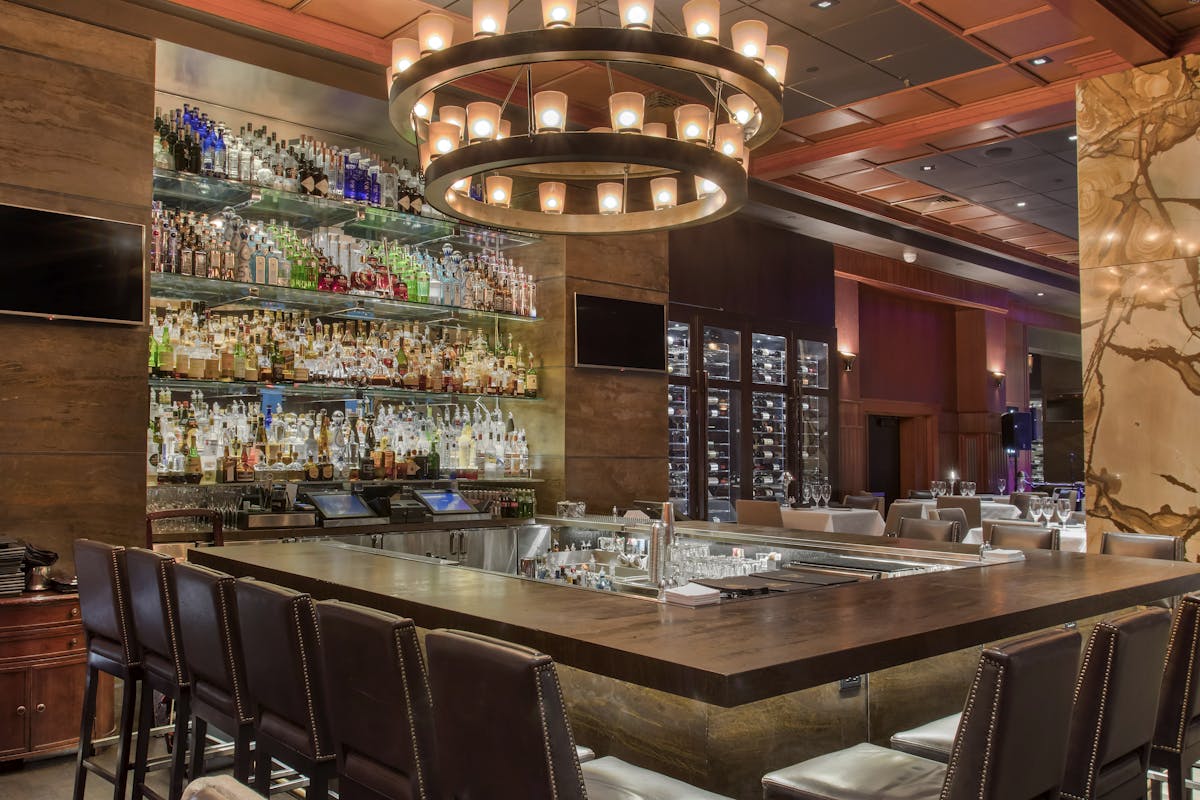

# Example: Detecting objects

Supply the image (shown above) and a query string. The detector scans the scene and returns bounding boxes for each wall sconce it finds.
[682,0,719,42]
[730,19,769,63]
[651,176,677,210]
[473,0,509,37]
[428,121,461,156]
[466,101,501,143]
[541,0,578,28]
[764,45,789,85]
[539,181,566,214]
[418,13,454,55]
[533,90,568,132]
[991,370,1005,387]
[439,105,466,139]
[674,104,711,143]
[597,182,624,214]
[839,351,857,372]
[391,38,420,73]
[486,175,513,207]
[609,92,646,133]
[617,0,655,30]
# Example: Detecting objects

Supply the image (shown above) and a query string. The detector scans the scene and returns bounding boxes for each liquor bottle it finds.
[525,354,538,398]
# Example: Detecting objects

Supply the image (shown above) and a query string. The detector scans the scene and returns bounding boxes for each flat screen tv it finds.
[574,293,666,372]
[0,202,145,325]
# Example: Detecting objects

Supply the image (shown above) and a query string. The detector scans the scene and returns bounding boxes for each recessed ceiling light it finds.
[1036,292,1045,297]
[1016,201,1027,207]
[811,0,839,8]
[1029,56,1053,66]
[920,165,935,171]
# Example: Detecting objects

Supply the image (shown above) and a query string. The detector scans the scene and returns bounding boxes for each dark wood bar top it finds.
[189,540,1200,707]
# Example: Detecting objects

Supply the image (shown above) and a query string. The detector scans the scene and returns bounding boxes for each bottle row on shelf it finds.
[150,387,533,486]
[150,206,537,317]
[148,307,539,399]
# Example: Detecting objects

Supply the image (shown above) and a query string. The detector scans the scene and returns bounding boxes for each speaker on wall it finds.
[1001,412,1033,451]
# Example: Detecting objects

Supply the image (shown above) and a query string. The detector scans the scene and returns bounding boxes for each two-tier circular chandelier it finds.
[386,0,786,235]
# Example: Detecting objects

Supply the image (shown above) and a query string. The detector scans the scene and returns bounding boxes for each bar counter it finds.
[188,527,1200,708]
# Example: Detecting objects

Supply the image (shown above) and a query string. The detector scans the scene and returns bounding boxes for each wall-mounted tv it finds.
[0,202,145,325]
[574,293,666,372]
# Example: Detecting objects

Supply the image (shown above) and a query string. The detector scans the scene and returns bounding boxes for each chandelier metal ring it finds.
[423,133,749,235]
[387,27,784,150]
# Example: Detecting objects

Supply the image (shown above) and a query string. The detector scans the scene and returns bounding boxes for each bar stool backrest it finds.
[1100,532,1184,561]
[425,629,587,800]
[883,501,924,535]
[897,516,960,543]
[936,496,982,530]
[932,507,969,532]
[234,579,333,762]
[735,499,783,527]
[126,548,189,687]
[316,600,437,800]
[842,494,883,513]
[1008,492,1046,520]
[1154,595,1200,757]
[175,562,251,725]
[942,628,1081,800]
[989,525,1059,551]
[74,539,140,670]
[1062,608,1172,800]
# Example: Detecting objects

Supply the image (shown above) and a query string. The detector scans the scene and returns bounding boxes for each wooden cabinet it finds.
[0,592,113,763]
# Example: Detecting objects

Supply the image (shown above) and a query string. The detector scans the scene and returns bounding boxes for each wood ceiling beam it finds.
[1042,0,1174,64]
[753,82,1077,179]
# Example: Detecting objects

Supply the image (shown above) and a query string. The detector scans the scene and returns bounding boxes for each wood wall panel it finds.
[858,286,957,408]
[0,1,153,565]
[834,247,1009,312]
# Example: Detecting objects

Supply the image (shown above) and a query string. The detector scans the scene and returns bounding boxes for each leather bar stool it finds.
[235,579,336,800]
[424,629,734,799]
[931,507,968,533]
[127,548,191,800]
[761,628,1081,800]
[895,516,960,542]
[1101,532,1184,561]
[174,562,253,784]
[890,608,1172,800]
[981,518,1044,544]
[1150,595,1200,800]
[842,494,883,513]
[315,600,438,800]
[988,524,1059,551]
[882,501,923,535]
[73,539,143,800]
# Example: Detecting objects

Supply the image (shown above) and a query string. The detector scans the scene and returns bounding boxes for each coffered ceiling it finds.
[166,0,1200,280]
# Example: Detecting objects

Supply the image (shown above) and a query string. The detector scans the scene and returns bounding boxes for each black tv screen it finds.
[0,203,144,325]
[574,293,666,372]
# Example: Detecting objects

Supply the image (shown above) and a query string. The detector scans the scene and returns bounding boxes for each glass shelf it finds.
[149,377,542,405]
[150,272,539,325]
[152,169,538,251]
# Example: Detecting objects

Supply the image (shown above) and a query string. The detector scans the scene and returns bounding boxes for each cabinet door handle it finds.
[35,704,45,713]
[69,607,79,617]
[16,706,25,716]
[69,638,78,647]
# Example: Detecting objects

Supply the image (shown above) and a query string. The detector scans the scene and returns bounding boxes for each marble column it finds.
[1077,56,1200,553]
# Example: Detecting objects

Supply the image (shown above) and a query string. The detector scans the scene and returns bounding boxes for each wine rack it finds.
[703,326,740,381]
[797,339,829,390]
[705,387,739,522]
[667,320,690,378]
[751,333,786,385]
[799,394,830,485]
[668,384,690,511]
[751,391,787,502]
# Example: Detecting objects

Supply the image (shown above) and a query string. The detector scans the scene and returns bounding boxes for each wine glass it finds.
[1027,496,1043,522]
[1056,498,1072,527]
[802,483,812,507]
[963,481,975,497]
[821,482,832,507]
[997,478,1006,496]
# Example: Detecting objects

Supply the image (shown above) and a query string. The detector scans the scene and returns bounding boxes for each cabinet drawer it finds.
[0,599,81,632]
[0,630,84,662]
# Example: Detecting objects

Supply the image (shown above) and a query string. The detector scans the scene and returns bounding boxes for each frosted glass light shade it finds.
[725,94,756,126]
[451,177,470,193]
[617,0,655,30]
[534,91,568,132]
[391,38,420,73]
[682,0,719,42]
[674,104,711,143]
[651,177,677,210]
[715,122,745,162]
[609,92,645,133]
[539,181,566,214]
[694,175,718,199]
[418,142,432,171]
[418,13,454,54]
[497,119,512,140]
[466,101,502,143]
[731,19,768,63]
[541,0,577,28]
[428,122,461,156]
[597,182,623,214]
[385,67,395,91]
[486,175,513,207]
[473,0,509,37]
[439,105,466,139]
[643,122,668,138]
[412,92,436,123]
[764,45,789,85]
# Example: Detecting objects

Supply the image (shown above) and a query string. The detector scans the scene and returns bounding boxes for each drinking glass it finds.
[802,483,812,506]
[822,483,832,506]
[1056,498,1072,527]
[963,481,975,497]
[1027,496,1043,522]
[997,478,1006,496]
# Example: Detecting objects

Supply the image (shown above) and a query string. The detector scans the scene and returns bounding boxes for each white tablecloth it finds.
[781,507,886,536]
[912,499,1022,521]
[962,525,1086,552]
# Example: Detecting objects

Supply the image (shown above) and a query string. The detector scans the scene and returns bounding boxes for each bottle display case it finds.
[667,312,836,521]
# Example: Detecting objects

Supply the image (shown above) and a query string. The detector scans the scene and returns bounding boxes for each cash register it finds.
[410,488,489,523]
[304,491,384,528]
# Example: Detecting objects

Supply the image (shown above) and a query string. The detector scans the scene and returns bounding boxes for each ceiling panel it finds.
[826,168,905,192]
[928,204,997,222]
[847,89,955,124]
[782,89,835,120]
[861,180,941,203]
[799,158,878,180]
[820,6,957,62]
[794,64,907,108]
[971,11,1084,58]
[1045,187,1079,207]
[872,38,997,86]
[918,0,1049,30]
[856,142,937,164]
[990,222,1047,239]
[951,137,1046,167]
[749,0,897,38]
[1003,103,1077,133]
[958,181,1033,203]
[784,109,875,140]
[299,0,435,37]
[958,214,1024,232]
[925,126,1009,151]
[1007,232,1071,247]
[930,67,1040,105]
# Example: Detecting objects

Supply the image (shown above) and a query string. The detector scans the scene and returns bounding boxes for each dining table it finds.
[780,506,886,536]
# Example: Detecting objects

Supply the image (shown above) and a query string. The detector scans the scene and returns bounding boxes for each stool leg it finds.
[253,743,271,796]
[1168,761,1185,800]
[114,676,140,800]
[307,772,328,800]
[167,693,190,800]
[131,680,155,800]
[233,727,251,785]
[72,664,99,800]
[187,717,207,781]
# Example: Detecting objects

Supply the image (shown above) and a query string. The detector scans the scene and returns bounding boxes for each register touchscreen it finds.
[309,492,375,519]
[414,489,476,514]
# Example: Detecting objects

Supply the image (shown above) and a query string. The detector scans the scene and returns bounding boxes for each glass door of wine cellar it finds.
[667,309,836,521]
